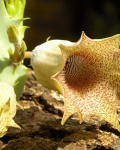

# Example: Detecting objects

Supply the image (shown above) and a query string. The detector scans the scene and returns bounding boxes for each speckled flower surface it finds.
[31,32,120,131]
[55,32,120,130]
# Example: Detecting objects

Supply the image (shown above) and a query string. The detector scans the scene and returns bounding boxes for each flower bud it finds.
[7,25,19,44]
[31,40,74,94]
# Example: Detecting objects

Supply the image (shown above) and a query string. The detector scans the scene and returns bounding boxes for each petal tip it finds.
[61,111,72,125]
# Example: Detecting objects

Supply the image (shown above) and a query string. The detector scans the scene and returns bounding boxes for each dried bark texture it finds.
[0,71,120,150]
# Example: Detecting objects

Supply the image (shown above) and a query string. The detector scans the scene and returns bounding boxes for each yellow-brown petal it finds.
[54,32,120,131]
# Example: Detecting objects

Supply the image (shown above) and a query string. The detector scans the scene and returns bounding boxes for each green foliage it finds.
[0,0,28,99]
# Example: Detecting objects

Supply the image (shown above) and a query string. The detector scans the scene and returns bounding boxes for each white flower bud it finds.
[31,40,74,94]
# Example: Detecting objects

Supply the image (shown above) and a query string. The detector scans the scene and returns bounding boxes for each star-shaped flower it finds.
[31,32,120,131]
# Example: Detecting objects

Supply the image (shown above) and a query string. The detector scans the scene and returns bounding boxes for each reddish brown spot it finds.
[63,52,100,92]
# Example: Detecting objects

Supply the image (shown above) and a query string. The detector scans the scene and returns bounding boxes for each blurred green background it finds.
[24,0,120,51]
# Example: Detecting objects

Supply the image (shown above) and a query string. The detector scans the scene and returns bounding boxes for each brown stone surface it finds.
[0,71,120,150]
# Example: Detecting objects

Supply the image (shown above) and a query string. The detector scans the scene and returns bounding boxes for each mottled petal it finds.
[54,32,120,131]
[31,32,120,131]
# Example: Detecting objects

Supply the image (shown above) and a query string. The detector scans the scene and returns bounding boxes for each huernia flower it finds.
[31,32,120,131]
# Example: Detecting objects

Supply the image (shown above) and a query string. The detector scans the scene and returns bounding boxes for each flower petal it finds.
[54,32,120,131]
[31,32,120,131]
[0,82,19,137]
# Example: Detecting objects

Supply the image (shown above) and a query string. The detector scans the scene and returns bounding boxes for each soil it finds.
[0,71,120,150]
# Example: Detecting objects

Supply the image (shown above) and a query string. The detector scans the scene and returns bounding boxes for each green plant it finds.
[0,0,120,138]
[0,0,28,99]
[0,0,28,136]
